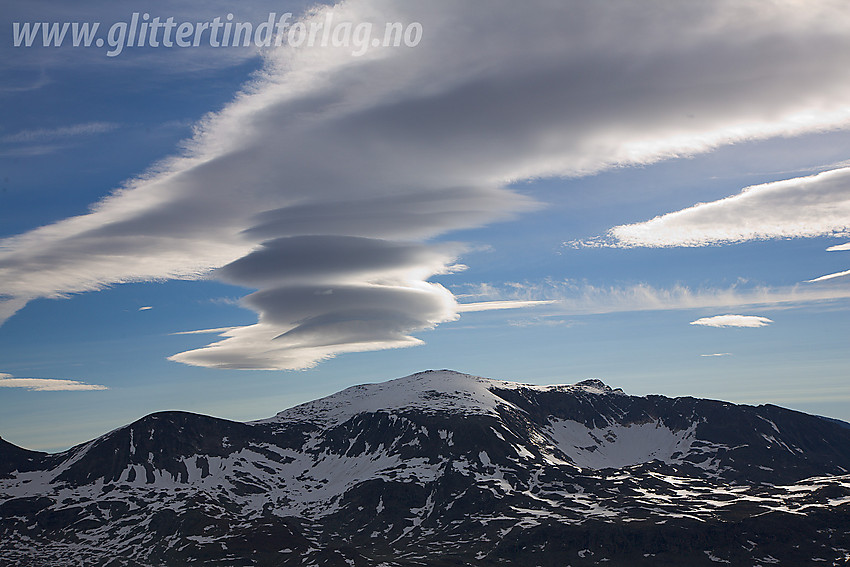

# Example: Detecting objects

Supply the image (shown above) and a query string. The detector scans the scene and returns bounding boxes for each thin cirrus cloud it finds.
[592,167,850,248]
[4,1,850,369]
[0,122,120,158]
[690,315,773,328]
[455,300,558,313]
[0,373,107,391]
[0,122,119,144]
[456,280,850,317]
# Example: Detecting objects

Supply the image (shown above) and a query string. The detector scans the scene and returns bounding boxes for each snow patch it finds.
[545,418,713,469]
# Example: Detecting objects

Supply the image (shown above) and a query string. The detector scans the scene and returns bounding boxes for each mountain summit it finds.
[2,370,850,566]
[265,370,621,426]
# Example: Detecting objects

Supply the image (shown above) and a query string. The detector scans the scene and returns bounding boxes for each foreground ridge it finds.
[2,370,850,566]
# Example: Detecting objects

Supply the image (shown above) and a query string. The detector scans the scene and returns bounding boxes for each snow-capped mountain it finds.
[2,370,850,566]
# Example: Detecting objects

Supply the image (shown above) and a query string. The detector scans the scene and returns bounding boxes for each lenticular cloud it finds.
[606,168,850,248]
[3,0,850,369]
[690,315,773,329]
[0,373,108,391]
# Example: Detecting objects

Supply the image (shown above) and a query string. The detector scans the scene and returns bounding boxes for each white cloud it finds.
[700,353,732,357]
[456,300,557,312]
[689,315,773,328]
[807,241,850,282]
[0,373,108,391]
[598,167,850,248]
[138,306,153,311]
[0,297,29,324]
[4,1,850,369]
[806,269,850,283]
[170,326,240,335]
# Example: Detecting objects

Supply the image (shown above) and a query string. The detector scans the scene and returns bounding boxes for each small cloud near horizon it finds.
[690,315,773,328]
[700,352,732,357]
[0,373,107,391]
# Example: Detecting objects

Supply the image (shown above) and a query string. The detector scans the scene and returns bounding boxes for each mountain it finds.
[2,370,850,566]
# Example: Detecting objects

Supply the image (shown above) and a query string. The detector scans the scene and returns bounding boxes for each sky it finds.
[1,0,849,452]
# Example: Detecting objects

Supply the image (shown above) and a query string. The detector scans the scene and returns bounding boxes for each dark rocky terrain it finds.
[2,370,850,566]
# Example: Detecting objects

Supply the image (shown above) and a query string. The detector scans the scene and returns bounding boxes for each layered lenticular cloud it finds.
[3,1,850,369]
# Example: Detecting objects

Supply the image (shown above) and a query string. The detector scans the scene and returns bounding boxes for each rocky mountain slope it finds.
[2,370,850,566]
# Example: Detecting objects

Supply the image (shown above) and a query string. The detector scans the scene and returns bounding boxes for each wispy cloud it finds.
[579,167,850,248]
[4,1,850,369]
[827,242,850,252]
[0,145,62,158]
[138,306,153,311]
[0,373,107,391]
[0,69,51,93]
[456,279,850,316]
[1,122,119,144]
[456,300,557,312]
[700,353,732,357]
[690,315,773,328]
[0,122,120,158]
[508,317,577,328]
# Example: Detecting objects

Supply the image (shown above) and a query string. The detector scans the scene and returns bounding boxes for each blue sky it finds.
[1,0,849,452]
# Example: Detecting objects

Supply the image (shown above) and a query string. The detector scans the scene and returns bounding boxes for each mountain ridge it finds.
[2,369,850,566]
